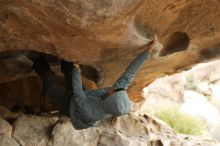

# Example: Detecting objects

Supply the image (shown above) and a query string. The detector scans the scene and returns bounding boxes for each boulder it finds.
[0,107,217,146]
[0,135,20,146]
[48,117,101,146]
[12,115,58,146]
[0,117,12,137]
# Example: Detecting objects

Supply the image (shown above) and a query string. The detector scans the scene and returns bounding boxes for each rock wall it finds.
[0,0,220,102]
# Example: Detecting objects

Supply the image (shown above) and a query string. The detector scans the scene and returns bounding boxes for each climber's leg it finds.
[61,60,73,92]
[32,57,69,116]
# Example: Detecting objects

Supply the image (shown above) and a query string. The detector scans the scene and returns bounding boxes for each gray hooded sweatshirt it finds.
[69,50,148,129]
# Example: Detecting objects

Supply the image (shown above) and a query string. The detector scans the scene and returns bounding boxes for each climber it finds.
[29,35,160,130]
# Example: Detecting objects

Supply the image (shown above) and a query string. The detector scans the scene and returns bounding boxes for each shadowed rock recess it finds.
[0,0,220,145]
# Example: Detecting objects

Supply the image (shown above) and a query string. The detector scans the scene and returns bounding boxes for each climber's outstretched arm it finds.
[113,35,158,90]
[71,63,84,96]
[112,50,148,90]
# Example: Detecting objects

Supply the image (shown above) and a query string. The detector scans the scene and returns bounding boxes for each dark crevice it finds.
[81,65,100,83]
[200,43,220,59]
[161,32,190,56]
[5,117,17,125]
[150,140,163,146]
[0,50,101,83]
[0,50,101,114]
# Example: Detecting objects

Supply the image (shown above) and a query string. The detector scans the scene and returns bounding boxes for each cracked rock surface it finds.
[0,106,219,146]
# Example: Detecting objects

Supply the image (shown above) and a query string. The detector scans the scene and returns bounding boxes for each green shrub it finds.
[153,107,207,135]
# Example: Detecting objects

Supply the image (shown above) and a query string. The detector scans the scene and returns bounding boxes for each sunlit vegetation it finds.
[153,107,207,135]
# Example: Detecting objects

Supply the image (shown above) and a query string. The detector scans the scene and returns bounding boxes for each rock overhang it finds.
[0,0,220,103]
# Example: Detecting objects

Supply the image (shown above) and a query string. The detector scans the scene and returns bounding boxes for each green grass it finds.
[153,107,207,135]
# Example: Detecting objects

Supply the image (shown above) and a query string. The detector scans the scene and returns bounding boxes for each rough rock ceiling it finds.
[0,0,220,104]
